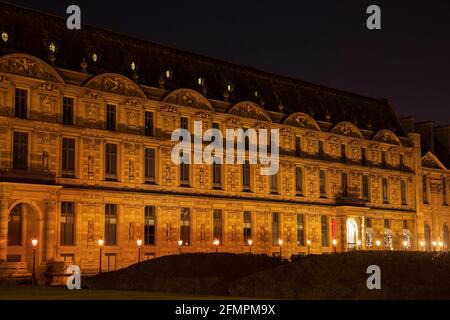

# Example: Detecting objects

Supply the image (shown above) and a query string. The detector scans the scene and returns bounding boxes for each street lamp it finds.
[278,239,283,258]
[98,238,104,274]
[420,240,425,252]
[356,240,362,251]
[31,236,38,285]
[136,237,142,263]
[213,239,220,253]
[307,239,311,255]
[248,239,253,253]
[438,241,444,252]
[432,241,437,252]
[375,239,381,249]
[178,240,183,255]
[332,239,337,253]
[402,240,408,251]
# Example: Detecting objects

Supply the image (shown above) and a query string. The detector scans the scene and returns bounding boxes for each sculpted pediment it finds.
[422,152,447,170]
[331,122,363,138]
[228,101,271,122]
[84,73,146,99]
[284,112,320,131]
[163,89,214,111]
[373,130,401,146]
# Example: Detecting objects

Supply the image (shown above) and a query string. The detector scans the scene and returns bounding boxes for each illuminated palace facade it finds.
[0,3,449,281]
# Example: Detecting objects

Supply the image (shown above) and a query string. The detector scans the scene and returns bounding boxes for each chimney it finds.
[415,121,435,153]
[399,117,415,134]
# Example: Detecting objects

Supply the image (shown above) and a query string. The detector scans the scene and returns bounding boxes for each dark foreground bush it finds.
[229,252,450,299]
[84,253,283,296]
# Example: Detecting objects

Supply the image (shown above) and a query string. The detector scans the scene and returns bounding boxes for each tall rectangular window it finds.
[320,170,327,198]
[423,175,428,204]
[295,167,303,196]
[297,214,305,246]
[60,202,75,246]
[443,177,448,206]
[105,204,117,246]
[401,180,407,205]
[295,137,302,156]
[321,215,329,247]
[272,212,280,246]
[144,148,156,184]
[384,219,390,229]
[382,177,389,203]
[144,206,155,245]
[270,173,278,194]
[144,111,154,136]
[62,138,75,178]
[13,132,28,170]
[342,172,348,197]
[362,148,367,166]
[213,163,221,189]
[180,152,190,186]
[180,208,190,245]
[14,89,27,119]
[318,141,324,159]
[63,97,74,125]
[180,117,189,130]
[105,143,117,181]
[106,104,116,131]
[213,209,223,243]
[400,154,405,170]
[242,160,251,192]
[341,144,346,163]
[382,151,386,168]
[243,211,252,244]
[362,175,369,200]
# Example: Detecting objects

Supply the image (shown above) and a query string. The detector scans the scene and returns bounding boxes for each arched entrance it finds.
[6,202,43,274]
[424,223,431,252]
[346,219,358,250]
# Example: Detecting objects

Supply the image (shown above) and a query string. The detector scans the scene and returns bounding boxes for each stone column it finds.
[0,199,9,263]
[45,200,57,262]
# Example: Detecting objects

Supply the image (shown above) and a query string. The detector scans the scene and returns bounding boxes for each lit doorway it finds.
[346,219,358,250]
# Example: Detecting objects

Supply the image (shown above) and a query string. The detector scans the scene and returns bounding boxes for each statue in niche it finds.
[87,103,96,120]
[42,151,49,171]
[88,220,94,242]
[88,156,94,177]
[41,95,52,113]
[129,222,135,241]
[129,160,135,180]
[200,224,206,241]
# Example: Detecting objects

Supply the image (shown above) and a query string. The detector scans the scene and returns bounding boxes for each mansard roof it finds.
[0,1,404,136]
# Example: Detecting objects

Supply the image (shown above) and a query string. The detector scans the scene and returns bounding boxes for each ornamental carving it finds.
[126,109,138,126]
[373,130,401,146]
[84,73,146,98]
[331,122,363,138]
[163,89,213,111]
[422,152,445,169]
[284,112,320,131]
[226,117,243,128]
[327,137,340,158]
[40,95,54,114]
[0,54,64,83]
[228,101,271,122]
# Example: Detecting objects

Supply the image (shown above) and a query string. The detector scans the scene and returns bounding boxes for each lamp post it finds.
[278,239,283,258]
[356,240,362,251]
[375,239,381,250]
[402,240,408,252]
[332,239,337,253]
[420,240,425,252]
[438,241,444,252]
[98,238,104,274]
[31,236,38,285]
[136,237,142,263]
[178,240,183,255]
[213,239,220,253]
[307,240,311,255]
[248,239,253,254]
[432,241,437,252]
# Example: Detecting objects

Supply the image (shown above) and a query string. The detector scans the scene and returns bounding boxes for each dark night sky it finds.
[8,0,450,125]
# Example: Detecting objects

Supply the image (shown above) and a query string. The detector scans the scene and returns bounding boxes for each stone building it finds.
[0,2,448,281]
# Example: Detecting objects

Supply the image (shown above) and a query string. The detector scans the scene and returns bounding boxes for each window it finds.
[321,215,329,247]
[105,204,117,246]
[362,148,367,166]
[318,141,324,159]
[144,206,155,245]
[401,180,407,205]
[180,117,189,130]
[60,202,75,246]
[14,89,27,119]
[144,111,154,136]
[443,177,448,206]
[272,213,280,246]
[362,175,369,200]
[213,163,221,189]
[381,151,386,168]
[382,177,388,203]
[320,170,327,198]
[384,219,390,229]
[400,154,405,170]
[13,132,28,170]
[403,220,408,230]
[295,167,303,196]
[295,137,302,156]
[106,104,116,131]
[213,209,223,243]
[62,138,75,178]
[341,144,346,163]
[180,152,190,186]
[444,225,449,249]
[270,172,278,194]
[342,173,348,197]
[243,211,252,244]
[144,148,155,184]
[63,97,74,125]
[105,143,117,181]
[366,218,372,228]
[242,160,251,192]
[297,214,305,246]
[423,175,428,204]
[180,208,190,245]
[8,204,22,246]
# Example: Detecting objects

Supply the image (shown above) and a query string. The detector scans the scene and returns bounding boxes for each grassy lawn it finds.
[0,286,242,300]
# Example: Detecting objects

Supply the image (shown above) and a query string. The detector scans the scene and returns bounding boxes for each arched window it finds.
[8,204,22,246]
[424,223,431,251]
[444,225,449,251]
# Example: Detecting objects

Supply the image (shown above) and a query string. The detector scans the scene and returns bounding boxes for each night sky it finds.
[8,0,450,125]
